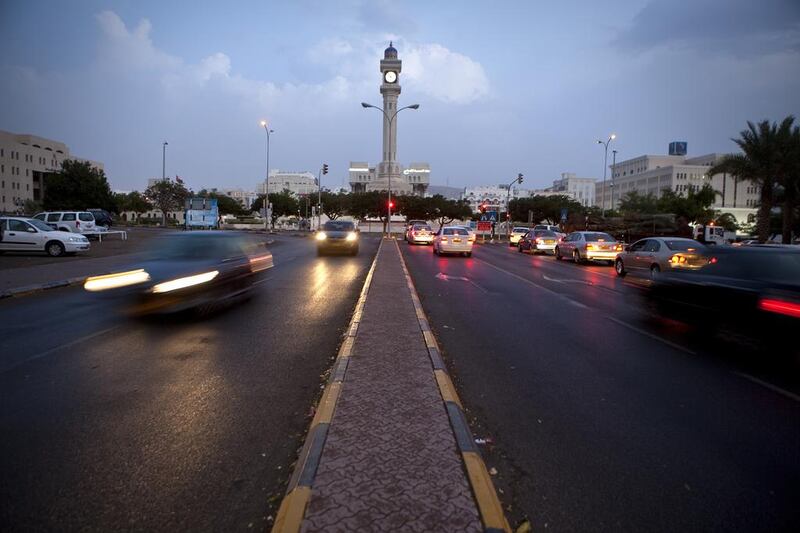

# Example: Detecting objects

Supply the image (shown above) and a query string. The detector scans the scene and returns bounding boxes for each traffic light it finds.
[518,173,524,184]
[480,202,487,213]
[388,200,395,209]
[322,164,329,175]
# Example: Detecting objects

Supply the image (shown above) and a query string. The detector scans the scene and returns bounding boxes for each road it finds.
[401,240,800,532]
[0,234,380,531]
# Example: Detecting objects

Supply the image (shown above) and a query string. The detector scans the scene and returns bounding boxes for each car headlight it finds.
[68,236,82,242]
[316,232,327,241]
[346,231,358,241]
[151,271,219,293]
[84,269,150,291]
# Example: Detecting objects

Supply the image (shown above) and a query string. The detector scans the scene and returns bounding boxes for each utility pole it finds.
[162,141,168,181]
[597,134,616,217]
[611,149,618,212]
[505,173,524,242]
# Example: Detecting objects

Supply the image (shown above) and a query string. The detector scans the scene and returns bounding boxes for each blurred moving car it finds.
[646,247,800,349]
[404,219,428,241]
[33,211,97,233]
[433,226,473,257]
[407,223,434,245]
[1,216,91,257]
[316,220,359,256]
[509,227,530,246]
[555,231,622,264]
[518,229,560,255]
[87,208,114,229]
[615,237,708,279]
[83,232,272,315]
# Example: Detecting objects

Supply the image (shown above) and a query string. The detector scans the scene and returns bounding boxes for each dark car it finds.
[316,220,359,256]
[87,208,114,228]
[83,232,273,315]
[518,229,559,255]
[646,246,800,350]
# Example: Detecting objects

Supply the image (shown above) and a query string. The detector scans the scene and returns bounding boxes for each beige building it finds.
[549,173,596,207]
[0,130,104,213]
[597,149,758,224]
[260,170,318,197]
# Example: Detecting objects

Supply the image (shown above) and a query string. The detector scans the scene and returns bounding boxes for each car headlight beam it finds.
[346,231,358,241]
[84,269,151,291]
[316,232,327,241]
[151,271,219,294]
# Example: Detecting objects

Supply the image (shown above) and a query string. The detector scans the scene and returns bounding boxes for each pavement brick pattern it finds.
[302,242,482,532]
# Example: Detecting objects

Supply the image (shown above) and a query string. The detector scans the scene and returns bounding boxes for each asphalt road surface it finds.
[401,240,800,532]
[0,234,380,531]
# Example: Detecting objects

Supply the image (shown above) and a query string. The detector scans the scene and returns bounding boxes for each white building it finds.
[349,161,430,196]
[260,170,318,197]
[221,188,259,210]
[0,130,103,213]
[549,173,596,207]
[463,185,532,213]
[598,147,759,224]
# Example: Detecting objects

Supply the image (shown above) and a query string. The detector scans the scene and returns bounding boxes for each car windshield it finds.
[413,225,432,231]
[323,221,355,231]
[664,240,704,252]
[584,233,615,242]
[149,235,243,260]
[443,228,468,235]
[28,219,56,232]
[513,228,528,233]
[535,231,558,237]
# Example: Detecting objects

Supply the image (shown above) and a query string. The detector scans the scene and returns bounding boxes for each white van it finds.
[33,211,97,233]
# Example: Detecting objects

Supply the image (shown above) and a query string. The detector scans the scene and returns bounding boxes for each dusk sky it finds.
[1,0,798,193]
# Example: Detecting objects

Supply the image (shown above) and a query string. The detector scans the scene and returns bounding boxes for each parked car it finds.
[87,208,114,229]
[555,231,622,264]
[433,226,473,257]
[615,237,708,279]
[646,246,800,350]
[407,223,434,245]
[518,229,560,255]
[33,211,97,233]
[83,231,272,315]
[316,220,359,256]
[508,227,530,246]
[0,216,91,257]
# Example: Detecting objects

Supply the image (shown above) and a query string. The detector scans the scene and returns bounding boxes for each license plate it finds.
[453,238,462,243]
[600,245,610,250]
[545,240,554,244]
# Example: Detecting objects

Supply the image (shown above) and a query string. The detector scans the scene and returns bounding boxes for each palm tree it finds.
[709,118,793,242]
[777,122,800,243]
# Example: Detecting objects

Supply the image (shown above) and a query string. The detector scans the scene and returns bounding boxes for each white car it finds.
[433,226,474,257]
[33,211,97,233]
[509,227,530,246]
[0,216,91,257]
[407,223,435,245]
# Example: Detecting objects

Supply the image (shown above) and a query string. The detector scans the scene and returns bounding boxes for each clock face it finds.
[384,71,397,83]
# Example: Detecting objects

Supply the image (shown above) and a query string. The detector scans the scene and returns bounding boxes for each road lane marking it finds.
[733,371,800,403]
[474,257,588,309]
[2,325,121,374]
[605,316,697,356]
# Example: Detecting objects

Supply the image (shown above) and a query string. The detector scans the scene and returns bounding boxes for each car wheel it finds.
[433,245,438,255]
[573,249,582,264]
[615,258,626,277]
[650,264,661,280]
[317,248,324,257]
[351,247,359,256]
[518,245,523,253]
[466,251,472,257]
[46,241,65,257]
[555,247,562,260]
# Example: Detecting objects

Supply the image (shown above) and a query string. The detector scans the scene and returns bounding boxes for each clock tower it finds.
[375,42,411,194]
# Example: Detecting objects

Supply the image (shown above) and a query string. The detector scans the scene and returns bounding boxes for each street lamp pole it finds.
[611,149,618,212]
[260,121,274,231]
[597,134,616,217]
[361,102,420,238]
[505,173,524,242]
[162,141,168,181]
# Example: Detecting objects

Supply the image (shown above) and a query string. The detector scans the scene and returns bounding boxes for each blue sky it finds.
[1,0,798,192]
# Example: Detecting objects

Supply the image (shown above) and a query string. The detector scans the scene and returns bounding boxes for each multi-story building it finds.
[221,188,259,210]
[596,145,759,224]
[348,161,430,195]
[463,185,532,213]
[260,170,318,197]
[0,130,103,213]
[426,185,464,200]
[549,173,596,207]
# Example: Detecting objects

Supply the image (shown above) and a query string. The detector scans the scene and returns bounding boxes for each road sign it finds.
[560,208,568,223]
[480,211,498,222]
[468,220,477,229]
[476,221,492,234]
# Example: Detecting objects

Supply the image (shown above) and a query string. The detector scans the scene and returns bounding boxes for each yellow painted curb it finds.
[338,337,355,358]
[272,486,311,533]
[422,330,437,348]
[312,382,341,427]
[434,370,462,409]
[462,452,511,532]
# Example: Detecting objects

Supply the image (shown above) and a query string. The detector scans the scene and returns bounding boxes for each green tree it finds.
[776,118,800,243]
[252,189,299,226]
[196,189,246,216]
[714,212,739,232]
[144,179,190,225]
[319,191,350,220]
[509,195,584,225]
[428,195,472,228]
[396,194,432,222]
[709,118,793,242]
[656,184,718,223]
[113,191,152,221]
[43,159,115,212]
[23,199,42,215]
[618,191,659,215]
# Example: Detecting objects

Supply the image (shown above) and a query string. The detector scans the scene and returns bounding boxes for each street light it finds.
[597,133,616,217]
[162,141,168,181]
[361,102,420,238]
[611,149,618,212]
[260,121,274,231]
[505,173,524,242]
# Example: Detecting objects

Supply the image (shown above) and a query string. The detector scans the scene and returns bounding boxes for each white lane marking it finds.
[542,274,590,285]
[2,325,121,374]
[733,371,800,403]
[475,258,588,309]
[436,272,469,282]
[605,316,697,356]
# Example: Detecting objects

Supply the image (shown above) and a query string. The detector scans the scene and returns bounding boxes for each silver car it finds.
[614,237,708,278]
[555,231,622,264]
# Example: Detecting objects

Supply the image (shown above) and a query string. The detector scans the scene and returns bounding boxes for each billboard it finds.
[185,197,219,228]
[669,141,687,156]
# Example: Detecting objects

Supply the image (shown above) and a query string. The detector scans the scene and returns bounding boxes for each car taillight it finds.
[536,238,544,244]
[586,244,596,250]
[468,234,475,242]
[614,243,623,251]
[411,230,416,236]
[709,257,718,264]
[670,254,688,265]
[440,237,448,243]
[758,298,800,319]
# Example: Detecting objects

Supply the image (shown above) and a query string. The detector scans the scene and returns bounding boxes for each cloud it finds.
[614,0,800,55]
[357,0,417,34]
[401,43,490,104]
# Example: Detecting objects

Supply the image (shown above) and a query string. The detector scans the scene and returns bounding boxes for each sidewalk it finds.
[273,240,509,532]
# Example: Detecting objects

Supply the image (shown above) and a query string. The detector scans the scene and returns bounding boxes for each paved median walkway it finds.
[273,240,508,533]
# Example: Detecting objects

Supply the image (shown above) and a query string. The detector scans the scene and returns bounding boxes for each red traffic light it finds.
[388,201,395,209]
